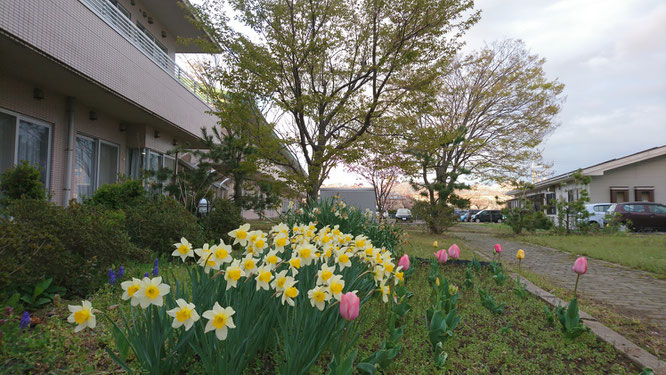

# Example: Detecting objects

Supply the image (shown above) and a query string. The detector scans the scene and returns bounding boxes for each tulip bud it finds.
[572,257,587,275]
[433,241,438,248]
[448,244,461,259]
[398,254,410,271]
[434,249,448,263]
[448,284,459,296]
[339,292,360,321]
[494,244,503,254]
[516,249,525,260]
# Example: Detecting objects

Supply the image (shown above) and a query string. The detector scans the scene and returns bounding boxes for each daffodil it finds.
[224,259,246,290]
[281,279,299,306]
[194,243,213,263]
[296,243,317,266]
[213,242,233,265]
[316,263,336,285]
[272,270,292,295]
[336,251,352,271]
[327,274,345,300]
[380,281,390,303]
[228,223,251,247]
[172,237,193,262]
[394,270,404,285]
[288,255,302,276]
[120,278,142,306]
[263,249,282,269]
[167,299,200,331]
[136,277,170,308]
[273,233,290,252]
[271,222,290,236]
[308,285,331,311]
[197,245,221,272]
[255,265,273,291]
[252,235,268,253]
[67,300,96,332]
[203,302,236,341]
[241,255,259,276]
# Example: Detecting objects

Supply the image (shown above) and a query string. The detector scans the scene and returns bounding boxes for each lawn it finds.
[517,234,666,277]
[308,262,640,374]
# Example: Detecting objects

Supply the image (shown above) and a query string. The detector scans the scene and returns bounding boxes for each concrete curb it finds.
[472,248,666,373]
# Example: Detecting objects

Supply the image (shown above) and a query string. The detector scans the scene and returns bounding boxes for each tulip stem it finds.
[573,274,580,297]
[518,260,521,275]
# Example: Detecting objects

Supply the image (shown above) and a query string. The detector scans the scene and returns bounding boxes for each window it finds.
[610,188,628,203]
[594,205,610,213]
[74,135,119,200]
[634,188,654,202]
[0,109,52,188]
[545,192,556,215]
[648,205,666,214]
[622,204,645,213]
[108,0,131,20]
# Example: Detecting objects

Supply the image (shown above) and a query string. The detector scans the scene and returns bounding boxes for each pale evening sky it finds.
[327,0,666,186]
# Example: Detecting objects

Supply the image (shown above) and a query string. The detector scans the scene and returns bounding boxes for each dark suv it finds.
[471,210,504,223]
[607,202,666,231]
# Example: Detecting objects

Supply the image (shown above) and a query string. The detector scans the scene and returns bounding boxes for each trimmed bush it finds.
[0,161,46,205]
[125,196,204,255]
[1,200,147,297]
[201,198,244,243]
[86,178,147,210]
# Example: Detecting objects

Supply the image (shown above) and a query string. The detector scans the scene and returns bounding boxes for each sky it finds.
[326,0,666,185]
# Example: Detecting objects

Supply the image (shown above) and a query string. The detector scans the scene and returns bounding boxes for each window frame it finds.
[0,107,52,190]
[75,133,120,199]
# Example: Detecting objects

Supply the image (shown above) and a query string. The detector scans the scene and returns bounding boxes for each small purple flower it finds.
[108,268,116,285]
[144,272,149,278]
[19,311,30,329]
[118,266,124,279]
[152,258,159,277]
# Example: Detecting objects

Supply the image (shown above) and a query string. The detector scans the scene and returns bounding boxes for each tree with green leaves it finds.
[555,170,591,234]
[397,40,565,233]
[186,0,480,200]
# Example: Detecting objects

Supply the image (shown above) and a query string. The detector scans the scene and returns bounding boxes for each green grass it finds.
[402,229,473,260]
[517,233,666,277]
[309,262,640,374]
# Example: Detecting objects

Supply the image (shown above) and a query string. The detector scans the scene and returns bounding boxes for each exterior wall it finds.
[0,74,186,204]
[0,0,216,138]
[115,0,179,60]
[320,188,377,212]
[588,155,666,204]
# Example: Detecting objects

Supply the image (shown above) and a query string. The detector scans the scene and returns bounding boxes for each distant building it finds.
[320,187,377,212]
[506,145,666,218]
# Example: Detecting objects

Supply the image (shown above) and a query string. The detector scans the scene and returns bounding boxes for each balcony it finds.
[79,0,211,105]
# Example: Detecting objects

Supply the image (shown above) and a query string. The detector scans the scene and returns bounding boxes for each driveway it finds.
[450,225,666,332]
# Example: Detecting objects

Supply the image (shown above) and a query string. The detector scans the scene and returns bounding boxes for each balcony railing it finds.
[79,0,212,106]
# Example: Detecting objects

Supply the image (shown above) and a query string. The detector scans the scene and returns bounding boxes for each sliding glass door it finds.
[75,135,119,200]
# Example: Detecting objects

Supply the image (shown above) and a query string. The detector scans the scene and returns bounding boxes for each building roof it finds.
[506,145,666,196]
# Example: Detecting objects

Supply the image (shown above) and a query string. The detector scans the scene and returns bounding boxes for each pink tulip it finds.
[572,257,587,275]
[398,254,410,271]
[434,249,448,263]
[340,292,360,321]
[493,244,503,254]
[448,244,460,259]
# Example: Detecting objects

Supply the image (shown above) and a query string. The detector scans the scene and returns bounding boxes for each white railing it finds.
[79,0,212,106]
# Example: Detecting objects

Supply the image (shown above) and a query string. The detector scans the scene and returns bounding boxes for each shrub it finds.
[201,198,244,243]
[125,196,203,255]
[411,201,457,234]
[1,200,146,297]
[0,161,46,205]
[86,178,147,210]
[503,207,553,234]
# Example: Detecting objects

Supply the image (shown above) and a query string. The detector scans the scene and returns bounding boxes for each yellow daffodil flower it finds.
[228,223,251,247]
[213,242,233,265]
[316,264,336,285]
[203,302,236,341]
[255,265,273,291]
[224,259,246,290]
[67,300,96,332]
[327,274,345,300]
[172,237,193,262]
[281,279,299,306]
[167,299,200,331]
[136,277,170,308]
[308,285,331,311]
[120,278,142,306]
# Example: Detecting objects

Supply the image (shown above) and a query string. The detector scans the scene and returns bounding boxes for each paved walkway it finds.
[451,228,666,330]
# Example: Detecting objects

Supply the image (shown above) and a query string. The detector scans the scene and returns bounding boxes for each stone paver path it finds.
[452,228,666,330]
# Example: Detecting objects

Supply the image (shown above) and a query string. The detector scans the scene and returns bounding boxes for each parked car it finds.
[584,203,611,227]
[395,208,413,222]
[606,202,666,231]
[471,210,504,223]
[461,209,481,222]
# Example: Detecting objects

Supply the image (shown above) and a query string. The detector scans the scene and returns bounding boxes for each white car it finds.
[584,203,611,226]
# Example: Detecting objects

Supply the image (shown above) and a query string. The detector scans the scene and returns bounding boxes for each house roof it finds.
[506,145,666,196]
